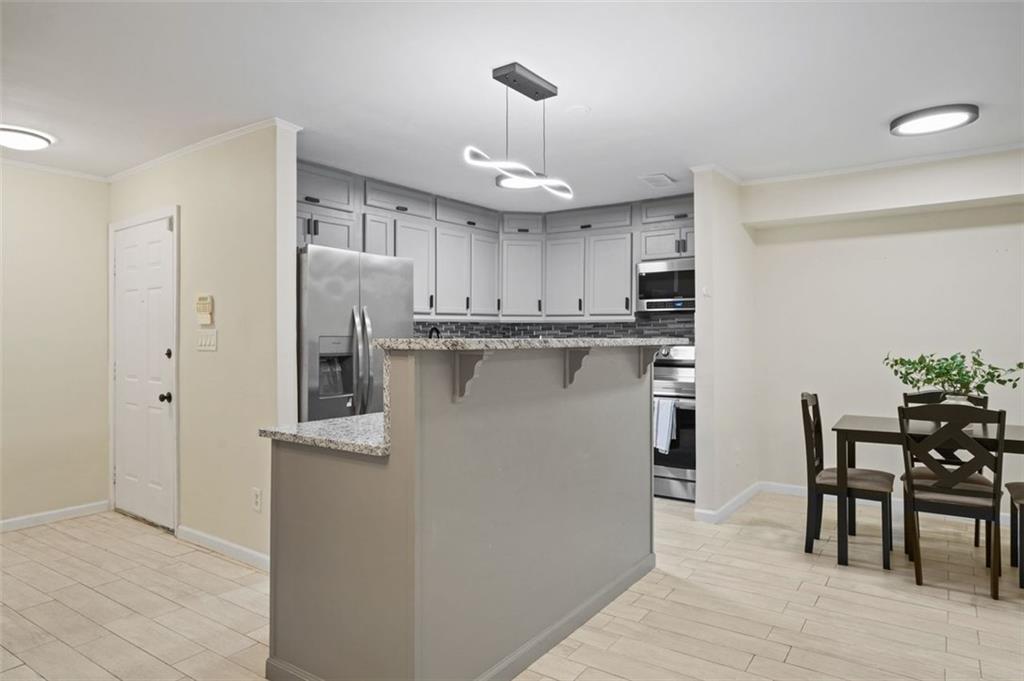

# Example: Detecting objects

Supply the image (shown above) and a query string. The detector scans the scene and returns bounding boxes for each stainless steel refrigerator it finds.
[298,245,414,422]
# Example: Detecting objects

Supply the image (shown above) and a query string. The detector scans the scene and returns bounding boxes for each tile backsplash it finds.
[413,313,693,339]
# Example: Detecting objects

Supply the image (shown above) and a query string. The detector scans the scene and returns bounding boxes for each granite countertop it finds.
[375,336,687,351]
[259,412,388,457]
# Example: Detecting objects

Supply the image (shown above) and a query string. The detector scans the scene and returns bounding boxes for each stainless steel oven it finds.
[637,257,695,312]
[652,345,696,501]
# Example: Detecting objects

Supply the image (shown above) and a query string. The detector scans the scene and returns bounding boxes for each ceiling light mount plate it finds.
[492,62,558,101]
[889,103,979,136]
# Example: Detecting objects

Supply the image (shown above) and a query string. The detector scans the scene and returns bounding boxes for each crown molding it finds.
[689,163,743,185]
[108,117,303,182]
[0,158,109,183]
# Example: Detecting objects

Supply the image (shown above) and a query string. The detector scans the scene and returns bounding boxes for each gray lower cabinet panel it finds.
[267,348,654,681]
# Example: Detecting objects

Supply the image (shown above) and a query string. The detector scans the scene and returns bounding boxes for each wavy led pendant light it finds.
[463,62,573,200]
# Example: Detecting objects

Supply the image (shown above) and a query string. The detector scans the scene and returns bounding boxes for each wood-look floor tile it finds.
[172,650,262,680]
[175,594,266,634]
[94,580,179,618]
[0,575,51,611]
[607,636,764,681]
[177,553,253,581]
[15,640,114,680]
[155,608,257,656]
[0,648,21,673]
[161,564,240,596]
[76,634,181,681]
[569,644,697,681]
[528,652,586,681]
[747,655,844,681]
[218,588,268,618]
[575,667,629,681]
[104,614,204,664]
[49,584,132,625]
[41,556,119,588]
[0,663,43,679]
[604,617,753,671]
[0,606,53,653]
[226,643,268,675]
[3,562,75,594]
[19,601,106,647]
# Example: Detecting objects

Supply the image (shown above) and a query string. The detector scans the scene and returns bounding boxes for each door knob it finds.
[165,348,172,359]
[158,392,173,403]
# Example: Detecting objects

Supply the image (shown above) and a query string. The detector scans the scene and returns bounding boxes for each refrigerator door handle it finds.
[352,305,365,415]
[361,305,374,414]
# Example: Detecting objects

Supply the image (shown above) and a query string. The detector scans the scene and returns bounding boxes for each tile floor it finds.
[2,494,1021,681]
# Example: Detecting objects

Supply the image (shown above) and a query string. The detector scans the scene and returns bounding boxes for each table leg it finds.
[836,432,849,566]
[847,442,857,536]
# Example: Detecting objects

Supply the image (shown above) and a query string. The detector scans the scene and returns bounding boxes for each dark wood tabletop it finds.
[829,413,1024,565]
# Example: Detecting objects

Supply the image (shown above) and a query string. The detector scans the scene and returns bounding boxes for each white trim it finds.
[689,163,743,185]
[1,500,110,532]
[699,481,1012,526]
[741,142,1024,187]
[176,525,270,571]
[108,206,181,530]
[1,158,108,183]
[108,118,303,183]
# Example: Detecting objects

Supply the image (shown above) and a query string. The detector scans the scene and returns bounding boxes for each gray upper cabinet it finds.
[639,219,694,260]
[298,203,359,250]
[436,198,499,233]
[298,165,356,212]
[503,213,544,234]
[362,213,394,256]
[435,225,472,315]
[546,203,632,234]
[587,233,632,315]
[364,179,434,219]
[470,231,499,316]
[501,238,544,317]
[640,195,694,224]
[395,217,435,314]
[544,237,586,316]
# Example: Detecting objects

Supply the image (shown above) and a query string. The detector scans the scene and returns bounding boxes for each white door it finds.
[395,218,435,313]
[501,239,544,316]
[587,233,633,315]
[113,216,176,529]
[545,237,586,316]
[435,225,471,314]
[470,231,499,315]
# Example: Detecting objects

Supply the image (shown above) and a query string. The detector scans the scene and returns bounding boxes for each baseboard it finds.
[699,481,1011,526]
[176,525,270,571]
[266,657,323,681]
[479,553,656,681]
[0,500,110,532]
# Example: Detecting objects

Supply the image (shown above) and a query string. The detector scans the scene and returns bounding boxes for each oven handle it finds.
[653,395,696,410]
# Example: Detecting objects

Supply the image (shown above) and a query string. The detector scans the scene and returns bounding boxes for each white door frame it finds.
[108,205,181,528]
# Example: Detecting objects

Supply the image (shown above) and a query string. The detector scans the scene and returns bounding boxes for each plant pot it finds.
[941,393,977,406]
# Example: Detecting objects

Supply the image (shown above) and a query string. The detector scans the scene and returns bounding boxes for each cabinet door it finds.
[587,233,633,315]
[680,226,695,256]
[297,205,314,247]
[365,179,434,219]
[395,218,435,314]
[546,203,632,233]
[435,225,471,315]
[501,239,544,316]
[640,195,693,224]
[312,210,358,250]
[544,237,586,316]
[470,232,499,315]
[639,227,682,260]
[298,165,355,212]
[436,198,500,233]
[363,213,393,256]
[502,213,544,234]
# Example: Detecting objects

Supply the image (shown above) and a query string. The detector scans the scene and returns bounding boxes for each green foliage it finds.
[883,350,1024,396]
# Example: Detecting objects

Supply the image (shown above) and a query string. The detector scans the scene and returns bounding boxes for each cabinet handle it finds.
[304,196,321,204]
[306,218,313,236]
[580,224,592,230]
[429,294,434,309]
[313,220,320,236]
[497,298,501,311]
[681,235,688,253]
[578,298,582,312]
[517,228,529,233]
[674,213,689,219]
[537,299,542,312]
[625,296,631,311]
[395,205,408,212]
[466,220,476,226]
[675,238,681,253]
[466,296,470,310]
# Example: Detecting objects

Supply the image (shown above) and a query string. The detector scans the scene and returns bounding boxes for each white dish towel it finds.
[653,398,676,453]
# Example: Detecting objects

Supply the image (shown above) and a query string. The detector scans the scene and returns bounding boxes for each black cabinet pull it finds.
[578,298,582,311]
[395,205,408,212]
[304,196,321,204]
[313,220,320,236]
[681,235,688,253]
[466,296,470,310]
[306,218,312,236]
[497,298,501,311]
[673,213,689,219]
[466,220,476,226]
[580,224,592,230]
[429,294,434,309]
[537,299,542,312]
[517,228,529,233]
[625,296,631,311]
[158,392,173,403]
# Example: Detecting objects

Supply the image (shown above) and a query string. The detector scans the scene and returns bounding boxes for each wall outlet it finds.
[251,487,263,513]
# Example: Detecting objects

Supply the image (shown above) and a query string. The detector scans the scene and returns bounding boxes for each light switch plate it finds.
[197,329,218,352]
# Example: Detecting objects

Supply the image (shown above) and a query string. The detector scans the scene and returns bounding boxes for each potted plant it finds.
[883,349,1024,402]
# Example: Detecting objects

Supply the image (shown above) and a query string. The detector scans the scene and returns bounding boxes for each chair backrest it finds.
[800,393,824,485]
[898,403,1006,511]
[903,391,990,465]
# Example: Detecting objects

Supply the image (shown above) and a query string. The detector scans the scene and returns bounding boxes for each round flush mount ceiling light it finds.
[0,124,56,151]
[889,104,979,136]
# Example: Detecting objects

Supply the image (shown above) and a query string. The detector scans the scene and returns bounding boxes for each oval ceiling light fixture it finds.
[0,124,56,151]
[889,104,979,136]
[463,62,574,200]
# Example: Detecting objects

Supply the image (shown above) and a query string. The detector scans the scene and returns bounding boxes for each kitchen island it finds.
[259,337,681,681]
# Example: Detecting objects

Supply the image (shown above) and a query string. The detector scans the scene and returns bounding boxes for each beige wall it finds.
[109,126,284,553]
[1,164,111,520]
[753,204,1024,497]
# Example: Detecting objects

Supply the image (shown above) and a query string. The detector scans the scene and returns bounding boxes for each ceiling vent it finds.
[640,173,677,188]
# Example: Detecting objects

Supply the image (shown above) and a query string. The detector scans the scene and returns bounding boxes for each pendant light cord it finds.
[505,86,509,160]
[542,99,547,176]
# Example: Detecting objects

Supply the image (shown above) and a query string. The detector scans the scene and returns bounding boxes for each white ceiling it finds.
[3,2,1022,211]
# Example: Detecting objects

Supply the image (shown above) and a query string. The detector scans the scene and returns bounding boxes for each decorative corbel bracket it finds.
[563,348,591,388]
[638,346,660,378]
[453,351,491,402]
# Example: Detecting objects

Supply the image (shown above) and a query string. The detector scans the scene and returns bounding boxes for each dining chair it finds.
[802,393,894,568]
[898,403,1006,599]
[902,391,989,553]
[1008,482,1023,588]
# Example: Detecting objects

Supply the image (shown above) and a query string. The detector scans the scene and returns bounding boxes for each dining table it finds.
[831,414,1024,565]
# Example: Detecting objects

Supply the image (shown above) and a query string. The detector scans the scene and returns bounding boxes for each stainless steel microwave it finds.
[637,257,695,312]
